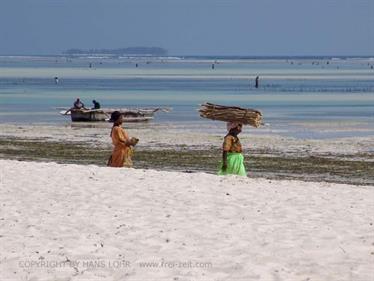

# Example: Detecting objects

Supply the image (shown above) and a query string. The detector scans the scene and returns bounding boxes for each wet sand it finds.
[0,123,373,185]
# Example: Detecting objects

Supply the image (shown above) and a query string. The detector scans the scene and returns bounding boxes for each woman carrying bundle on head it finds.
[107,111,139,168]
[218,121,247,176]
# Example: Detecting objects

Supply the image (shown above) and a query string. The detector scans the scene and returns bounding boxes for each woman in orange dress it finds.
[107,111,138,168]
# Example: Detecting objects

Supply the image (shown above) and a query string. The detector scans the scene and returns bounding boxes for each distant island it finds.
[63,47,168,56]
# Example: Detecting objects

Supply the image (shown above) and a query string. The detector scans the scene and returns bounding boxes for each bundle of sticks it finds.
[199,103,263,128]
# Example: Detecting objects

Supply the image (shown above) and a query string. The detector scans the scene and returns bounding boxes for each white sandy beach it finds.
[1,159,373,281]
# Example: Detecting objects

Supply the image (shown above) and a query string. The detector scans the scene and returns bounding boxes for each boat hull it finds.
[61,107,167,122]
[70,110,108,122]
[68,109,154,122]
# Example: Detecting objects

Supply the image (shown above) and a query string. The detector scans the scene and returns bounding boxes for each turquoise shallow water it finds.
[0,56,373,139]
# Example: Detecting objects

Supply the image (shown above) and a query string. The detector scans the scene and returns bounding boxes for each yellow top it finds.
[223,135,242,153]
[111,126,129,147]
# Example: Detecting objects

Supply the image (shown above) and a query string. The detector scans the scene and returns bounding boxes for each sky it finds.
[0,0,373,56]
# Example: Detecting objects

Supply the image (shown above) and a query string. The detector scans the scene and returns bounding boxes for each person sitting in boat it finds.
[107,111,139,168]
[63,98,86,114]
[73,98,86,109]
[92,100,101,109]
[218,122,247,176]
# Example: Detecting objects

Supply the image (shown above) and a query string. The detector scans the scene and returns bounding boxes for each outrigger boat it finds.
[60,107,169,122]
[62,109,108,122]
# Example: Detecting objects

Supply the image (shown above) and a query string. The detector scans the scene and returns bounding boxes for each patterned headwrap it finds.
[226,121,242,132]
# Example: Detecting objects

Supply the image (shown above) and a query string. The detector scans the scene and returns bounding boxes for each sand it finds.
[1,159,373,281]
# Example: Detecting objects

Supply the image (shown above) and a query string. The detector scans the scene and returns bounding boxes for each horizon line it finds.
[0,53,373,58]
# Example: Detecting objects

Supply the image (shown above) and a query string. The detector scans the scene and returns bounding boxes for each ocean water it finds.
[0,55,373,139]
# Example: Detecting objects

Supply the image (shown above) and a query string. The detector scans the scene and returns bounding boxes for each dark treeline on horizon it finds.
[63,47,168,56]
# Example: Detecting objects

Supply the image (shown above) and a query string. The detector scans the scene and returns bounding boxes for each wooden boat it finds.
[69,109,108,122]
[60,107,169,122]
[59,109,109,122]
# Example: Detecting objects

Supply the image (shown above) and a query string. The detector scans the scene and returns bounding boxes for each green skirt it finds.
[218,152,247,176]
